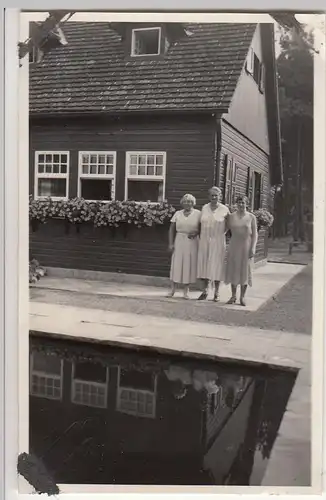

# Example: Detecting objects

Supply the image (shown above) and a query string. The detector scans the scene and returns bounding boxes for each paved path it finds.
[30,263,312,334]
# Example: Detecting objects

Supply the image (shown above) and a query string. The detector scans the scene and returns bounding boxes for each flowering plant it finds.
[225,203,274,231]
[29,258,47,284]
[29,197,176,230]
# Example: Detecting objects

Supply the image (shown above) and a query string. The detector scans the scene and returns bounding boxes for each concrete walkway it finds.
[29,301,312,491]
[32,262,304,313]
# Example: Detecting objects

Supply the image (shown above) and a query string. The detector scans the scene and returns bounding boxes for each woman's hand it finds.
[188,232,198,240]
[168,244,175,253]
[249,251,255,259]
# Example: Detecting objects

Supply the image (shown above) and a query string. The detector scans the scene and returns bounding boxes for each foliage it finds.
[29,259,46,284]
[29,197,176,229]
[226,205,274,230]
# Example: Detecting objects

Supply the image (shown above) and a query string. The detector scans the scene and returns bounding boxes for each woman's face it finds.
[237,198,247,211]
[182,198,194,211]
[209,189,220,204]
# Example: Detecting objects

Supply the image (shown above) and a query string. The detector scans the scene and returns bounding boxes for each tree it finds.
[276,27,314,239]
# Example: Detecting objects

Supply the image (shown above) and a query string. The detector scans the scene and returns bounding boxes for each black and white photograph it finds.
[6,8,325,496]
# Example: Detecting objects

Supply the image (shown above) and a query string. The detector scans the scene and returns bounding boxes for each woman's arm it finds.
[168,222,176,251]
[249,214,258,258]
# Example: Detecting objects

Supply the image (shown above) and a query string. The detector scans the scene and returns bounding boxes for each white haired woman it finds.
[168,193,201,299]
[225,195,258,306]
[197,186,229,301]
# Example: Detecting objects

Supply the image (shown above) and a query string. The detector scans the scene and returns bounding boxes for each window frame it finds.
[77,151,117,202]
[131,26,162,57]
[71,362,109,409]
[34,150,70,200]
[116,366,157,419]
[29,352,64,401]
[247,168,263,211]
[125,151,167,203]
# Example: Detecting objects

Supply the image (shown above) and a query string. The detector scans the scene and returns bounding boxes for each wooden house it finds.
[29,22,282,277]
[29,335,289,485]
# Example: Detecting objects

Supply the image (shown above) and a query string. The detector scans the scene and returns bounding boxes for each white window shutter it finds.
[259,63,265,93]
[246,48,254,75]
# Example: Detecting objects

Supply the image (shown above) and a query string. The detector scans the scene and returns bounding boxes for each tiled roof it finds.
[29,22,257,115]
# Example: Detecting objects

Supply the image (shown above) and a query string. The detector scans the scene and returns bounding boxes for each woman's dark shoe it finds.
[198,291,208,301]
[240,297,246,306]
[213,292,220,303]
[226,296,236,305]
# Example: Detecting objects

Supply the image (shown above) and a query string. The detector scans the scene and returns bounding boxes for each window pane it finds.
[129,165,137,175]
[127,180,161,202]
[90,155,97,164]
[98,165,105,175]
[130,155,137,164]
[82,165,89,174]
[32,352,62,375]
[61,154,68,163]
[45,154,52,162]
[133,29,160,56]
[147,165,155,176]
[98,155,106,164]
[138,165,146,175]
[81,179,112,201]
[38,178,66,198]
[138,155,146,165]
[53,164,60,174]
[106,155,114,164]
[155,154,164,165]
[38,164,45,173]
[147,155,155,165]
[60,165,67,174]
[120,369,155,390]
[74,361,107,383]
[155,165,163,176]
[38,154,45,163]
[106,165,113,175]
[90,165,97,174]
[53,154,60,163]
[82,154,89,164]
[45,165,52,173]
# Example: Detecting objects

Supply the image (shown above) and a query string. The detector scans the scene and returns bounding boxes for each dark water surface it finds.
[29,334,297,486]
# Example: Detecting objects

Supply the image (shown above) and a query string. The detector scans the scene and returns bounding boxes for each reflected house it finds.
[29,339,295,485]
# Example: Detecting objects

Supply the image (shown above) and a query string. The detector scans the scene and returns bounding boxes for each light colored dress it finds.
[225,212,258,287]
[197,203,229,282]
[170,209,201,284]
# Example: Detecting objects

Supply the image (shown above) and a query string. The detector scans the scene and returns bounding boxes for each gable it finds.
[29,22,256,116]
[222,24,270,154]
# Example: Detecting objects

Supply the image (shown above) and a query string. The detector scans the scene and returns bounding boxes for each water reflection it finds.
[29,334,296,486]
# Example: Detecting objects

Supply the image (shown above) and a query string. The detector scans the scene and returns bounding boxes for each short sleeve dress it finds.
[225,212,256,287]
[197,203,229,282]
[170,209,201,284]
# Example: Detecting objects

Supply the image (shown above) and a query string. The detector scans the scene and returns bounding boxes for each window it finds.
[247,168,263,210]
[224,156,238,205]
[78,152,116,202]
[71,361,109,409]
[30,352,63,400]
[29,46,42,63]
[116,367,157,418]
[125,152,166,202]
[34,151,69,199]
[131,27,161,56]
[246,48,265,92]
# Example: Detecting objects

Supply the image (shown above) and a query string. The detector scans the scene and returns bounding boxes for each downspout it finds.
[213,114,222,187]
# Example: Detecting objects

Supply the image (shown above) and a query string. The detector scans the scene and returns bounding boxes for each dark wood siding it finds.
[30,114,216,277]
[30,114,215,207]
[220,119,270,261]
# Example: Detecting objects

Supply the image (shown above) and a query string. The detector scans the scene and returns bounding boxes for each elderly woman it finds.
[168,193,201,299]
[197,186,229,301]
[225,195,258,306]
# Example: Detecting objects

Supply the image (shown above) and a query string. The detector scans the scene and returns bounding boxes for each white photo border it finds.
[2,6,326,500]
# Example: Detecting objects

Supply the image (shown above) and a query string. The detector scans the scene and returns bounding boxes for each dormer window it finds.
[131,27,161,57]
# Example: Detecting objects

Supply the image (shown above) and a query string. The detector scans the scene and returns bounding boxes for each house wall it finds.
[219,119,270,260]
[223,24,270,154]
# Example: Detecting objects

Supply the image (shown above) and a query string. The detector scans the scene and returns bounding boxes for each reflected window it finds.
[30,352,63,400]
[71,361,108,409]
[116,367,157,418]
